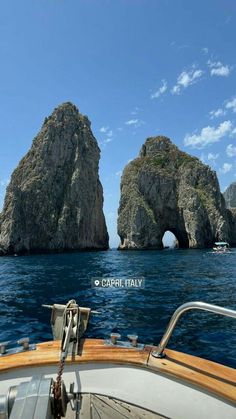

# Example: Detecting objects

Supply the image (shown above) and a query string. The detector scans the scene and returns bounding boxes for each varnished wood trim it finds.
[148,348,236,404]
[0,339,151,372]
[0,339,235,404]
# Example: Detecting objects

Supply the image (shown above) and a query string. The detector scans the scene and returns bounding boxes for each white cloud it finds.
[125,119,145,128]
[151,79,167,99]
[208,153,219,161]
[99,126,113,144]
[211,66,230,77]
[202,47,209,55]
[226,144,236,157]
[219,163,232,174]
[100,126,109,133]
[209,108,226,119]
[115,170,122,177]
[184,120,233,148]
[125,119,138,125]
[171,67,203,95]
[225,97,236,113]
[106,130,113,138]
[207,60,231,77]
[208,96,236,121]
[200,153,219,166]
[99,136,114,148]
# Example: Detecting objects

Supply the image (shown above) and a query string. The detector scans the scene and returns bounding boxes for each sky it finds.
[0,0,236,247]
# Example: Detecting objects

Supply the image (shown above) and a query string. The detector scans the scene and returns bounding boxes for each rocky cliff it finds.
[223,182,236,208]
[223,182,236,245]
[118,136,230,249]
[0,102,109,255]
[226,208,236,245]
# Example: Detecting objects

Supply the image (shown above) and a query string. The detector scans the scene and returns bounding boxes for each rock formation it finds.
[226,208,236,245]
[118,136,230,249]
[223,182,236,209]
[0,102,109,255]
[223,182,236,245]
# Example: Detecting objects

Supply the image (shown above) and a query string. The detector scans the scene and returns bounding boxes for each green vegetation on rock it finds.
[118,135,231,249]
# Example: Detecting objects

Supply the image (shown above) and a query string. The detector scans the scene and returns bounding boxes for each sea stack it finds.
[0,102,109,255]
[223,182,236,209]
[223,182,236,245]
[118,136,230,249]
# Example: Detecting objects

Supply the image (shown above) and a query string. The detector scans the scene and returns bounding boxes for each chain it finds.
[52,301,79,418]
[53,356,65,418]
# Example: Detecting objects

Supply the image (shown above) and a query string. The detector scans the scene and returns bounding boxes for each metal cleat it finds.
[127,334,138,347]
[17,337,30,350]
[0,341,10,355]
[110,333,121,345]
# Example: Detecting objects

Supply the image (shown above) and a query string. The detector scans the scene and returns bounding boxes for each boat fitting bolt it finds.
[0,341,10,355]
[151,350,166,358]
[127,334,138,347]
[17,337,30,350]
[110,333,121,345]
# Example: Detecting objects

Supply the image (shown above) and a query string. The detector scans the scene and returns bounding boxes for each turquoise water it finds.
[0,249,236,368]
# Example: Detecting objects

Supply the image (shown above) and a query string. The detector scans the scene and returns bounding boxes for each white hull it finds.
[0,362,235,419]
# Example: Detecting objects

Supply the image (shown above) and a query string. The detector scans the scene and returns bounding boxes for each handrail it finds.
[151,301,236,358]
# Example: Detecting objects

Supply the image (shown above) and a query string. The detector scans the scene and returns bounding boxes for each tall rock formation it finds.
[223,182,236,245]
[223,182,236,208]
[226,208,236,245]
[0,102,109,255]
[118,136,230,249]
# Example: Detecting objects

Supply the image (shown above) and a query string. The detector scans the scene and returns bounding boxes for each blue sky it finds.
[0,0,236,247]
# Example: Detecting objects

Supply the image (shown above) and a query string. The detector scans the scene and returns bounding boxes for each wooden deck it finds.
[75,394,166,419]
[0,339,235,404]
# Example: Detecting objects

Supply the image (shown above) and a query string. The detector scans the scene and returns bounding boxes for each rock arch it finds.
[118,136,230,250]
[162,228,189,249]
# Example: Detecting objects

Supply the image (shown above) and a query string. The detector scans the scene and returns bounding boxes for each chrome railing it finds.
[151,301,236,358]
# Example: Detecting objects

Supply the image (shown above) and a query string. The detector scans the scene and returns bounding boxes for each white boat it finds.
[0,300,235,418]
[212,242,231,252]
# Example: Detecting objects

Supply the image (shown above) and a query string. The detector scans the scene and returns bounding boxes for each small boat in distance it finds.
[0,300,235,418]
[212,242,231,252]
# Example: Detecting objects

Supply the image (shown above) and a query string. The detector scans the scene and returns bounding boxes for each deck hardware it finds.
[0,341,10,355]
[104,338,145,349]
[17,337,30,350]
[42,304,100,315]
[110,333,121,345]
[67,383,79,412]
[0,385,17,418]
[42,299,94,418]
[0,341,36,357]
[42,301,94,354]
[6,377,53,419]
[127,334,138,347]
[151,301,236,358]
[0,377,79,419]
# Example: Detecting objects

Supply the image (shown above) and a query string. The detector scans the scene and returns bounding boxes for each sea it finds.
[0,249,236,368]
